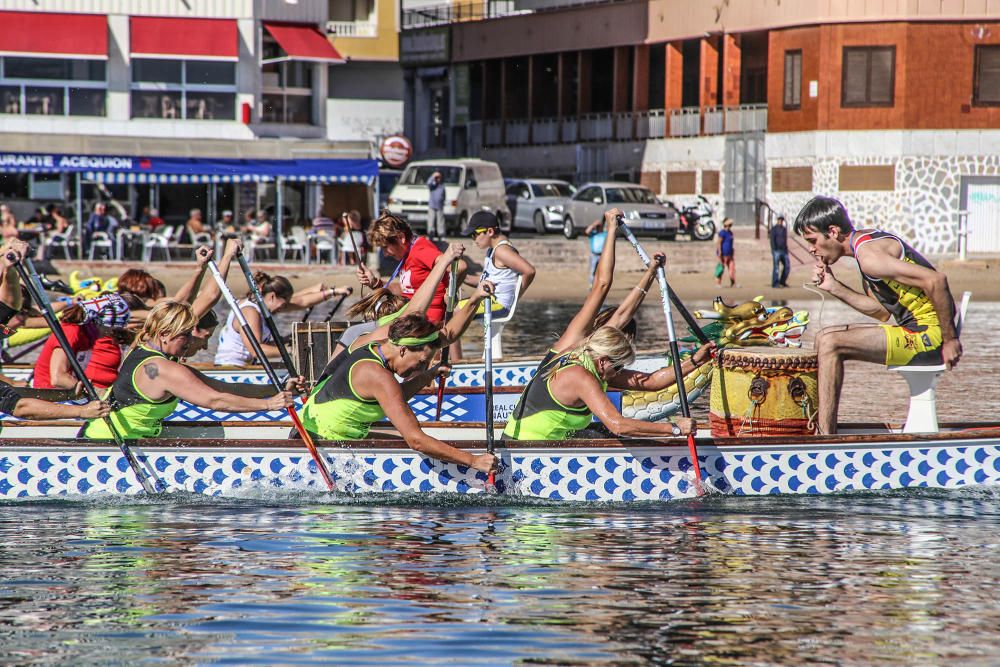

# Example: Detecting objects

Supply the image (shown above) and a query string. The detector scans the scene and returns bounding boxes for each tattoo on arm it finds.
[143,363,159,380]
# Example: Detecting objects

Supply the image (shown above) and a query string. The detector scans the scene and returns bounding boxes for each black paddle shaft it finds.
[235,252,299,378]
[9,254,160,494]
[10,258,99,401]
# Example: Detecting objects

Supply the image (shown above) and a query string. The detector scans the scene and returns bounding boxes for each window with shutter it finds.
[783,50,802,109]
[974,45,1000,105]
[841,46,895,107]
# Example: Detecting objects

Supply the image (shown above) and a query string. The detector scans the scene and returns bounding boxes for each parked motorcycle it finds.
[663,194,716,241]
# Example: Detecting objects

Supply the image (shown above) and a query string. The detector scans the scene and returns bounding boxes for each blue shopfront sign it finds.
[0,151,378,184]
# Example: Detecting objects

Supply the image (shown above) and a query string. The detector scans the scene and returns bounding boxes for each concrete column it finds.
[577,50,592,114]
[612,46,629,113]
[527,55,535,143]
[106,15,130,121]
[722,33,742,107]
[499,58,507,144]
[632,45,649,112]
[665,42,683,110]
[699,36,720,109]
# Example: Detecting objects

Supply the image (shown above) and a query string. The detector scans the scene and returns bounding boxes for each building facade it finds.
[327,0,405,152]
[0,0,377,226]
[402,0,1000,254]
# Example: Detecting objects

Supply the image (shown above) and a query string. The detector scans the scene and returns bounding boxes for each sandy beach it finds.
[48,253,997,305]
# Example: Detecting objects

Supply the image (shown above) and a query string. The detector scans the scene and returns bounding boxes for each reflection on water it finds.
[2,492,1000,664]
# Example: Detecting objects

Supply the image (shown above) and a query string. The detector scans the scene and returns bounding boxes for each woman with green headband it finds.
[299,306,497,475]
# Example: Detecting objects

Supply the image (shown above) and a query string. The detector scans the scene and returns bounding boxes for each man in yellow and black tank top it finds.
[793,197,961,435]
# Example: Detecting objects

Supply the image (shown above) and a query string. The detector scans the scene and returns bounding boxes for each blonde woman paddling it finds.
[504,326,707,441]
[85,301,297,440]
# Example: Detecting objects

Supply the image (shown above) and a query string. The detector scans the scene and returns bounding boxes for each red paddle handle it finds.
[289,407,336,491]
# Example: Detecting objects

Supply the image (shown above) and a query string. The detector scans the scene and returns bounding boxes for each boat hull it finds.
[2,431,998,500]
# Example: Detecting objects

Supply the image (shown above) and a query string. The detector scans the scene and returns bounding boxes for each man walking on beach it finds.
[770,215,790,288]
[426,171,446,240]
[794,196,961,435]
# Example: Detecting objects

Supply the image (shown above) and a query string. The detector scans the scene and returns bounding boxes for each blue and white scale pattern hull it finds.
[2,436,998,500]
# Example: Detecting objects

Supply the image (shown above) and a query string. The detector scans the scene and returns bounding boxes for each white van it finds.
[386,159,510,234]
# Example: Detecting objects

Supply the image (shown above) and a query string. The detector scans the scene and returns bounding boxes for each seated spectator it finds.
[146,207,165,231]
[311,211,336,237]
[83,202,119,257]
[216,210,235,231]
[48,205,70,234]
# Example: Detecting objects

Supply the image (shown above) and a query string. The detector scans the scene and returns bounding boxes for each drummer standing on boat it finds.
[794,196,961,435]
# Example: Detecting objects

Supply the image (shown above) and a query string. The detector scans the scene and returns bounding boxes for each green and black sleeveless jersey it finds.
[300,343,388,440]
[503,352,605,441]
[83,345,177,440]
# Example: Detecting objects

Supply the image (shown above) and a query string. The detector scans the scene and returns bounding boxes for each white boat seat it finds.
[486,275,522,361]
[889,290,970,433]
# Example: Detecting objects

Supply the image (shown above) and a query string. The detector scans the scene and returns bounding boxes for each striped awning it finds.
[0,151,377,185]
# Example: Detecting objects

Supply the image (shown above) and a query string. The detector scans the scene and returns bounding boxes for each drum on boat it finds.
[709,347,818,437]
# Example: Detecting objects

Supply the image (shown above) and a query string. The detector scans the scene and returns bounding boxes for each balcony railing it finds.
[326,20,378,37]
[402,0,627,29]
[470,104,767,148]
[725,104,768,133]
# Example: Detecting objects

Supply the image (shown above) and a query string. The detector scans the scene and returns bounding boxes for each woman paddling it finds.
[504,326,709,441]
[214,271,351,367]
[299,310,497,475]
[84,301,297,440]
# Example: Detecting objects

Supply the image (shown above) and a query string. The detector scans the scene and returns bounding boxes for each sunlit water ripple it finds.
[3,298,999,664]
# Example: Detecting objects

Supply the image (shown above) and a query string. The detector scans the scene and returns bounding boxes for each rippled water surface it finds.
[5,298,999,664]
[2,492,1000,665]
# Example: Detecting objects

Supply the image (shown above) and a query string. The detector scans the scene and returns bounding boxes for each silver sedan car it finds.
[562,182,680,240]
[505,179,576,234]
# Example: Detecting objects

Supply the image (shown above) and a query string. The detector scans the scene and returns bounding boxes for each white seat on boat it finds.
[486,275,522,361]
[889,290,970,434]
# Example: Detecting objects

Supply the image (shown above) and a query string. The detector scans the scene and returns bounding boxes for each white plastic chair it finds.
[144,226,175,262]
[46,227,76,260]
[889,291,971,433]
[280,228,307,263]
[246,235,277,263]
[485,275,522,361]
[313,233,337,264]
[88,231,114,260]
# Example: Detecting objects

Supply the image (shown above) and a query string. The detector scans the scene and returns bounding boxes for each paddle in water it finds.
[9,254,161,494]
[208,255,337,492]
[617,221,706,493]
[483,291,497,490]
[435,259,461,421]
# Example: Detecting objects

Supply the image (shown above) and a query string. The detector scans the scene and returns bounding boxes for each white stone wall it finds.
[640,135,726,217]
[765,130,1000,255]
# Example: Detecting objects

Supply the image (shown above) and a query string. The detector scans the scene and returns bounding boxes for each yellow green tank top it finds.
[503,352,606,441]
[83,345,179,440]
[851,230,945,330]
[299,343,388,440]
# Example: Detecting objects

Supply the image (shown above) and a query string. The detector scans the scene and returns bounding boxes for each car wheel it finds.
[497,211,511,233]
[562,215,578,239]
[533,210,547,234]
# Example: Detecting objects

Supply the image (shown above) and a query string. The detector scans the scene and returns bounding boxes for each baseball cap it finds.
[460,210,499,237]
[80,293,131,328]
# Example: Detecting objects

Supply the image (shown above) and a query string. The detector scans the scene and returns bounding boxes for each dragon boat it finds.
[1,297,805,424]
[0,422,998,500]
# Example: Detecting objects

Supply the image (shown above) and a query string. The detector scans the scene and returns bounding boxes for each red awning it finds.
[262,22,344,63]
[0,11,107,59]
[131,17,238,60]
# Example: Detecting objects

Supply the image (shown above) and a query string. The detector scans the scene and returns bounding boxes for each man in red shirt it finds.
[356,213,450,324]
